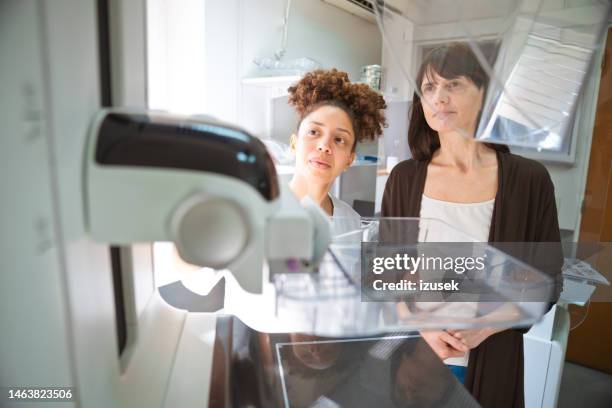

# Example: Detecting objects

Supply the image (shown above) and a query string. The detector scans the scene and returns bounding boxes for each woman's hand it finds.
[446,327,506,350]
[419,330,468,360]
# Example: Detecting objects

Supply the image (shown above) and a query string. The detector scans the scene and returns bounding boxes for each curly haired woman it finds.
[287,68,386,218]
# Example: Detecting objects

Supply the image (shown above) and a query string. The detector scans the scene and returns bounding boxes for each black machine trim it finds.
[95,112,279,201]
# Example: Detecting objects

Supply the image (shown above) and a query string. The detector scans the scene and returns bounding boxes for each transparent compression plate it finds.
[373,0,610,154]
[269,217,558,337]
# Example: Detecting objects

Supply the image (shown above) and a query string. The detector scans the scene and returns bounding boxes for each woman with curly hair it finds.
[287,68,386,217]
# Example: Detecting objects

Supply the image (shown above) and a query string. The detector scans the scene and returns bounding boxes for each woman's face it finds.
[420,69,484,137]
[293,105,356,185]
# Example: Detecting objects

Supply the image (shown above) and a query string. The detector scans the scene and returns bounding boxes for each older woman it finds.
[381,43,562,407]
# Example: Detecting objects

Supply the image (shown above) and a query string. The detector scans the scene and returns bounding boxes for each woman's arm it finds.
[536,171,564,306]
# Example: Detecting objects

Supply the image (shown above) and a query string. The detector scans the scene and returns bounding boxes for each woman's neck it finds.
[434,131,495,172]
[289,174,333,214]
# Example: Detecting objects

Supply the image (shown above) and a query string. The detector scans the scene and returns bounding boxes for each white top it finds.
[419,194,494,243]
[329,194,361,236]
[419,194,495,367]
[330,194,360,219]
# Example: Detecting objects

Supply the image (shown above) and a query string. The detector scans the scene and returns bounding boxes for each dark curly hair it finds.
[287,69,387,151]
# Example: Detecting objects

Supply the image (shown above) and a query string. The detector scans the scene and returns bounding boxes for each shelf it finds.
[242,75,302,87]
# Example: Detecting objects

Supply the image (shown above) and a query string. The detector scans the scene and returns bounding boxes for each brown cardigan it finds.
[381,150,563,408]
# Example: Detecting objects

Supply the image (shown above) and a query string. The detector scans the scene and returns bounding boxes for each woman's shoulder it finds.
[499,151,554,191]
[500,151,551,178]
[329,194,360,219]
[388,158,427,179]
[383,158,427,207]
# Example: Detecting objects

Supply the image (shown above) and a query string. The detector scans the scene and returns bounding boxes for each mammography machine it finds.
[81,110,557,407]
[2,1,610,407]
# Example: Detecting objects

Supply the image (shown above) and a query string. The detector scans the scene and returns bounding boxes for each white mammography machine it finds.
[1,1,609,407]
[2,105,555,406]
[82,109,557,407]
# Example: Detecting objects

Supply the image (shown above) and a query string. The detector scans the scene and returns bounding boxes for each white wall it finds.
[380,12,415,101]
[204,0,382,133]
[203,0,242,124]
[257,0,382,80]
[148,0,206,114]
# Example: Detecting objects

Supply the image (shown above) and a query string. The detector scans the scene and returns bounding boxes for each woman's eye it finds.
[307,129,318,136]
[422,84,433,93]
[334,137,345,144]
